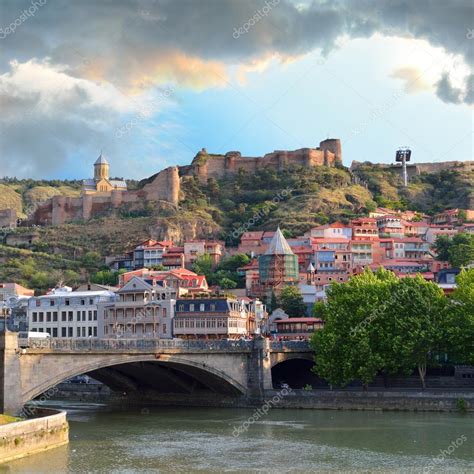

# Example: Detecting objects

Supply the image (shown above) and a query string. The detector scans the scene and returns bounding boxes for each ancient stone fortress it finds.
[30,139,342,226]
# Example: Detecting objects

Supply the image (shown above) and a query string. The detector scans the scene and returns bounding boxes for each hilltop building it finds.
[30,139,341,226]
[82,153,127,195]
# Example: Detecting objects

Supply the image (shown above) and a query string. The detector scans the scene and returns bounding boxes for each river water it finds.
[1,401,473,473]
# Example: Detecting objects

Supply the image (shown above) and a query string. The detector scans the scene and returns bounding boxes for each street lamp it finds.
[395,147,411,187]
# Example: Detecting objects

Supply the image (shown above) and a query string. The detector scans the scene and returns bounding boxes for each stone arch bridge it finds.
[0,333,313,414]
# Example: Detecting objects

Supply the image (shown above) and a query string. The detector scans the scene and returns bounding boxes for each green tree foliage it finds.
[310,270,448,388]
[434,233,474,267]
[279,285,307,317]
[81,251,102,270]
[91,270,121,286]
[443,269,474,365]
[310,269,397,387]
[191,253,213,279]
[380,275,446,388]
[268,291,278,313]
[191,253,249,289]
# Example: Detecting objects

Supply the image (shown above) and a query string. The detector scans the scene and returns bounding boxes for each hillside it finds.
[0,179,82,218]
[1,163,472,292]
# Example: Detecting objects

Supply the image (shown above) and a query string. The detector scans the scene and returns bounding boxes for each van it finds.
[18,331,51,348]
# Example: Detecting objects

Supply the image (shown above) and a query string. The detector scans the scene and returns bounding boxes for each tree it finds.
[380,275,446,389]
[268,291,278,313]
[191,253,213,280]
[448,233,474,268]
[310,269,397,388]
[218,277,237,289]
[434,234,451,261]
[443,269,474,365]
[279,285,307,317]
[434,233,474,267]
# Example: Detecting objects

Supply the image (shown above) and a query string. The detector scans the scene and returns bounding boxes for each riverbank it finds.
[0,408,68,464]
[47,383,474,412]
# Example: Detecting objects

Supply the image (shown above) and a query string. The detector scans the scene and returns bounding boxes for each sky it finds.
[0,0,472,180]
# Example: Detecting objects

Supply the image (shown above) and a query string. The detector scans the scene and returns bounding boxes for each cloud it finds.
[0,0,472,178]
[0,59,173,178]
[435,72,467,105]
[390,67,433,94]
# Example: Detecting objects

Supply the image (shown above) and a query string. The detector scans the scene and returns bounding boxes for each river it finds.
[1,401,473,473]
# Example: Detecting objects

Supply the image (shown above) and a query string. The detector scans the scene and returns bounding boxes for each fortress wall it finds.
[142,166,180,206]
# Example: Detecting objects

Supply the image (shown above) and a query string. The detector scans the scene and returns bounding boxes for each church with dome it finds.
[82,153,128,195]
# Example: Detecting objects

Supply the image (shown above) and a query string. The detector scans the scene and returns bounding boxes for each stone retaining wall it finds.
[0,408,68,464]
[266,389,474,412]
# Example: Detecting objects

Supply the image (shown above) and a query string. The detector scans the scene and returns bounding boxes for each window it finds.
[93,327,97,337]
[50,300,55,306]
[52,328,58,337]
[36,300,41,307]
[77,312,81,321]
[61,328,67,337]
[178,304,184,311]
[162,308,167,317]
[94,311,97,321]
[68,327,73,337]
[68,311,73,321]
[77,327,81,337]
[88,311,92,321]
[88,327,92,337]
[61,311,67,321]
[210,304,216,311]
[32,312,38,322]
[39,312,44,322]
[53,312,58,322]
[81,299,85,306]
[89,299,94,305]
[190,304,194,311]
[65,299,70,306]
[200,304,205,312]
[46,312,51,322]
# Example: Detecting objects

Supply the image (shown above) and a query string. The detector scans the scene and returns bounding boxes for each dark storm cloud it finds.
[0,0,471,178]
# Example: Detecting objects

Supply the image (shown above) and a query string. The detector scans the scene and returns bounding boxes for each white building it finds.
[27,287,115,338]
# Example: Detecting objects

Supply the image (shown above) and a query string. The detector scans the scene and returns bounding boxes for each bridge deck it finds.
[22,338,311,353]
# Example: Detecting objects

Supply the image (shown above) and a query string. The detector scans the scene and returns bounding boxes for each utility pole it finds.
[396,147,411,187]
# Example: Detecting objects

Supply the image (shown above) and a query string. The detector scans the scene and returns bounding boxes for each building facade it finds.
[28,287,115,338]
[100,276,175,339]
[173,296,256,339]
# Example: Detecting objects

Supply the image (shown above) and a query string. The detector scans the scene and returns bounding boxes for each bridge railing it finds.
[269,340,311,352]
[25,338,254,352]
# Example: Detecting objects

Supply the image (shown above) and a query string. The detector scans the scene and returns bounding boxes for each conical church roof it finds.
[264,227,294,255]
[94,152,109,165]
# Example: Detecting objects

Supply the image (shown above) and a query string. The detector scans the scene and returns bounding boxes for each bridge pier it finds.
[0,331,23,415]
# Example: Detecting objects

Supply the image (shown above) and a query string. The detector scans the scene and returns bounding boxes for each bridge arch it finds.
[23,354,246,406]
[271,356,318,389]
